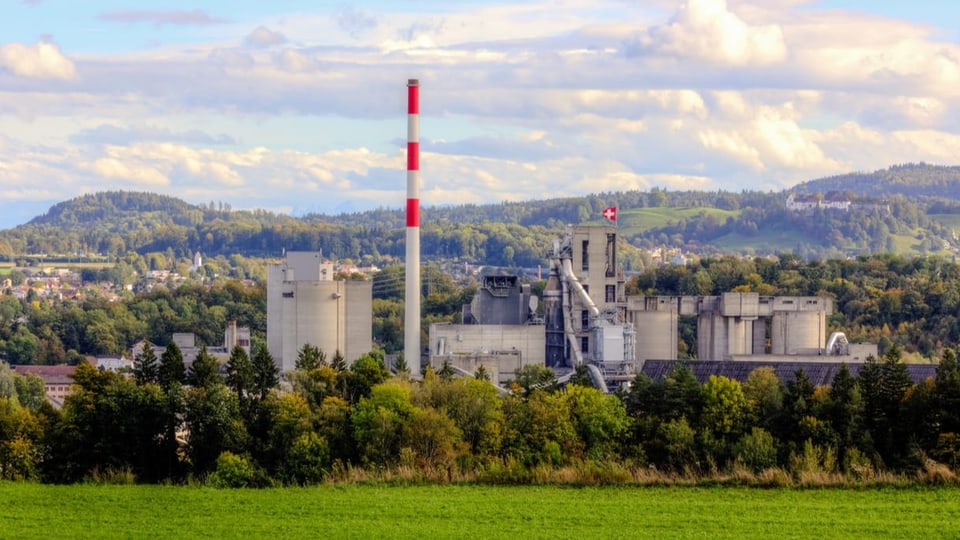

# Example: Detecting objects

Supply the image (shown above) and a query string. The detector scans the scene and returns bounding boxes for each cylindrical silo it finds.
[771,311,824,355]
[633,311,678,362]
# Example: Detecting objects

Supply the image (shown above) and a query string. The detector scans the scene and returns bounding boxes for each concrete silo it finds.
[627,296,679,364]
[770,297,829,355]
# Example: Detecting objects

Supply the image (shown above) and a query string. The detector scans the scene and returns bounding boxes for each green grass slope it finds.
[2,483,958,539]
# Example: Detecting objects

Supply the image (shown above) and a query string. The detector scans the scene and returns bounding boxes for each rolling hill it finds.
[1,163,959,265]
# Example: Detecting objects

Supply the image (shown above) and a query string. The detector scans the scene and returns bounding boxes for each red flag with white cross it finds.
[603,206,617,222]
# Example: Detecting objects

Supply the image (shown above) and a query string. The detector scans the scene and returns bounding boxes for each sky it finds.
[1,0,959,229]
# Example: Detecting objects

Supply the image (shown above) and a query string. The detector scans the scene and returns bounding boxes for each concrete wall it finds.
[344,281,374,364]
[283,251,333,282]
[429,323,545,366]
[627,293,839,362]
[771,310,826,355]
[429,351,526,386]
[626,296,680,364]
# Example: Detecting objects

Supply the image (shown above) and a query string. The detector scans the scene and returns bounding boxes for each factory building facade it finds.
[625,292,875,364]
[429,225,875,390]
[429,274,544,384]
[267,251,372,372]
[565,226,629,365]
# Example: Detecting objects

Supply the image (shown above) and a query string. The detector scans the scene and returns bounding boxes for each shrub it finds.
[208,451,255,488]
[284,433,331,485]
[86,466,136,485]
[735,428,778,473]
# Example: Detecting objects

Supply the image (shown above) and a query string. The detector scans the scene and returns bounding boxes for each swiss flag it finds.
[602,206,617,221]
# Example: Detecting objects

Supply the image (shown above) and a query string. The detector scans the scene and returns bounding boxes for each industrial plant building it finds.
[429,225,879,389]
[267,251,372,372]
[431,275,545,385]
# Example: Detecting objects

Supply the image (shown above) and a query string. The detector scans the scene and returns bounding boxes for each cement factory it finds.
[264,79,884,391]
[427,223,877,390]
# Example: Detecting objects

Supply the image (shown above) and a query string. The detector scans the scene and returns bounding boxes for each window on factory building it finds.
[581,241,589,271]
[580,336,589,354]
[606,233,616,277]
[605,285,616,303]
[581,310,589,329]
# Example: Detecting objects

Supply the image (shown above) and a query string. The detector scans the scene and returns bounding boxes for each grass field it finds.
[617,207,741,236]
[1,483,958,539]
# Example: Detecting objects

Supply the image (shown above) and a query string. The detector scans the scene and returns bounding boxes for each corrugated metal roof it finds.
[640,360,938,386]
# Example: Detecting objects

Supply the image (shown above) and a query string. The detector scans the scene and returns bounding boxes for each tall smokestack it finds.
[404,79,421,375]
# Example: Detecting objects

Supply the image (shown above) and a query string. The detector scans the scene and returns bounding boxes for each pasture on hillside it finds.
[2,483,957,539]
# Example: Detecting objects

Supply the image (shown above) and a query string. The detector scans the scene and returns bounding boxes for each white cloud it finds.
[244,26,287,48]
[98,9,226,26]
[276,48,318,72]
[84,157,169,187]
[3,1,960,228]
[0,42,75,79]
[333,6,378,39]
[627,0,787,66]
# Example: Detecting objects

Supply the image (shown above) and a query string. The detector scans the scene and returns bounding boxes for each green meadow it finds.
[615,206,740,235]
[2,483,958,539]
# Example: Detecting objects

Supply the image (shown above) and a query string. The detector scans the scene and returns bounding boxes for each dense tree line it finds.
[2,344,959,485]
[0,281,267,363]
[0,263,472,363]
[4,168,960,266]
[0,191,563,266]
[796,163,960,201]
[12,252,960,364]
[628,253,960,358]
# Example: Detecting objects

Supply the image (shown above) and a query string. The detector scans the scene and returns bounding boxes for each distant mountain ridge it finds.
[2,163,959,264]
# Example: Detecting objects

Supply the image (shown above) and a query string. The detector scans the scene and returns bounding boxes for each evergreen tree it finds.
[295,343,325,371]
[660,364,703,424]
[936,348,960,434]
[438,359,455,381]
[189,345,221,389]
[225,345,254,402]
[331,350,346,373]
[393,354,410,377]
[251,344,279,400]
[133,341,159,386]
[777,369,815,448]
[858,347,914,467]
[827,363,862,465]
[474,364,490,381]
[158,341,185,392]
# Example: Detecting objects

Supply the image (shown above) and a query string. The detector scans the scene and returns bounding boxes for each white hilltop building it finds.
[786,193,851,212]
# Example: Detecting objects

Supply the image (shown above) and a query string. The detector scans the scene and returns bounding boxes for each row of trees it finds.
[2,343,960,485]
[0,280,267,362]
[0,261,478,363]
[12,252,960,364]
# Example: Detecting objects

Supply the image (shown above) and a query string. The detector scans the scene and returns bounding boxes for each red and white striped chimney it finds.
[404,79,421,375]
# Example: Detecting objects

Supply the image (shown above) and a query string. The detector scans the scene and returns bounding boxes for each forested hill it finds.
[2,162,960,265]
[29,192,201,227]
[794,163,960,203]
